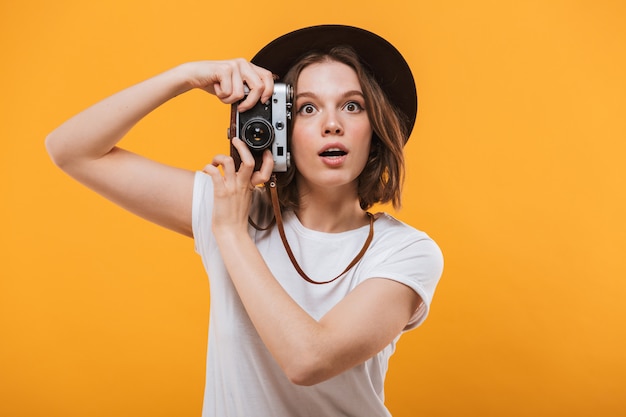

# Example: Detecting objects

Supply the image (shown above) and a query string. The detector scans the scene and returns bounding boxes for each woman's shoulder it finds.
[370,211,443,261]
[373,212,434,240]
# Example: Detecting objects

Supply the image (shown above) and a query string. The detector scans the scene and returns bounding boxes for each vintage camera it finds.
[228,83,293,172]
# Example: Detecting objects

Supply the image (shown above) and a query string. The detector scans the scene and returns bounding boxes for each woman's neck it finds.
[294,186,370,233]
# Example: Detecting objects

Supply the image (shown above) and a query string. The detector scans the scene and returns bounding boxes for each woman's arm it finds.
[204,139,422,386]
[45,60,275,236]
[221,232,419,386]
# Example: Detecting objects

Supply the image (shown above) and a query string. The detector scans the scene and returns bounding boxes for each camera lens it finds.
[242,118,274,150]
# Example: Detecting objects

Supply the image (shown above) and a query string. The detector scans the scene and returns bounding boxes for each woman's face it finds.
[290,60,373,195]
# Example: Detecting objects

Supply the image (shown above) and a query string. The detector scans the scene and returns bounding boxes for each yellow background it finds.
[2,0,625,416]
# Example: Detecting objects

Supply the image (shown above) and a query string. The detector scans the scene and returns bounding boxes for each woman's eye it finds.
[298,104,316,114]
[344,101,364,112]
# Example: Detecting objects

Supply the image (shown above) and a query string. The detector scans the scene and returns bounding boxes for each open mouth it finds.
[319,148,347,157]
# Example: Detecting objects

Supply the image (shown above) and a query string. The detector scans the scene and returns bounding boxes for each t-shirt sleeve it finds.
[368,233,444,330]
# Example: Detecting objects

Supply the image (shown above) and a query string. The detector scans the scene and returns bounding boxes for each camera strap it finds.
[267,174,375,285]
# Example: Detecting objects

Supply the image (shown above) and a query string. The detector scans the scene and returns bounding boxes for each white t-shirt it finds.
[192,172,443,417]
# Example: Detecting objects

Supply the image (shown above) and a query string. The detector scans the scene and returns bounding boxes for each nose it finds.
[322,111,344,136]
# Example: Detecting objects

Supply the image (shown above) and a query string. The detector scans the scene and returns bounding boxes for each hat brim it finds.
[251,25,417,141]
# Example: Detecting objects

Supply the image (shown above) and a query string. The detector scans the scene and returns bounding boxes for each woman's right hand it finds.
[182,59,275,112]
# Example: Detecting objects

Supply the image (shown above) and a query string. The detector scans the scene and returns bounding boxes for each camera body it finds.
[228,83,293,172]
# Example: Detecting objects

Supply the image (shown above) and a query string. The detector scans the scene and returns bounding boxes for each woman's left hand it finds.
[202,137,274,235]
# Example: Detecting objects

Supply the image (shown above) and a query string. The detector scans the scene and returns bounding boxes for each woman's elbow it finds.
[285,367,323,387]
[44,132,67,168]
[283,355,335,386]
[45,131,87,172]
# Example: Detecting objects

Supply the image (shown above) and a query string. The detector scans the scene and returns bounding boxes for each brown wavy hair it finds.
[273,46,408,211]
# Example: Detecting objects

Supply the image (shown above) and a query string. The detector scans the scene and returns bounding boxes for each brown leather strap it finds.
[248,216,275,231]
[267,175,375,285]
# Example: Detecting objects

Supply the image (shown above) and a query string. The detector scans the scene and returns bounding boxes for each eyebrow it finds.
[295,90,365,100]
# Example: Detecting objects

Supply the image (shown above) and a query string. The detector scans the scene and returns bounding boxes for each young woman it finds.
[46,25,443,417]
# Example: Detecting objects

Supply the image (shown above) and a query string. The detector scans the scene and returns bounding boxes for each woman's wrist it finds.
[157,63,200,97]
[213,223,251,247]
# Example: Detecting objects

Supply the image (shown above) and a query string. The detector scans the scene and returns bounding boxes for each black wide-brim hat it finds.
[251,24,418,141]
